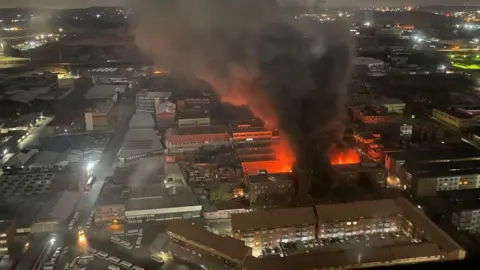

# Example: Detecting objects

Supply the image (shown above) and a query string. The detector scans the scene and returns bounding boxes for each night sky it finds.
[0,0,479,9]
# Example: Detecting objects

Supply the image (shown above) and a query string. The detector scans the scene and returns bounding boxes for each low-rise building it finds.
[245,173,296,204]
[432,108,478,130]
[230,121,274,142]
[166,219,252,269]
[128,113,156,130]
[177,110,210,127]
[165,126,232,154]
[155,101,176,128]
[118,129,163,164]
[350,105,402,125]
[136,91,171,114]
[354,57,386,77]
[85,102,116,131]
[94,184,127,226]
[231,207,317,254]
[125,186,201,223]
[164,162,186,187]
[399,160,480,197]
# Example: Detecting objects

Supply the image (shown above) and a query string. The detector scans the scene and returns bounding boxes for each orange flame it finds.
[330,148,361,165]
[241,139,294,176]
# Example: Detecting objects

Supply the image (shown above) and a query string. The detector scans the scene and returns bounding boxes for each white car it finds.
[96,251,108,258]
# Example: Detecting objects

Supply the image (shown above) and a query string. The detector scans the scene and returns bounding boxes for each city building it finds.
[177,110,210,127]
[350,105,402,124]
[136,90,172,113]
[44,111,84,136]
[164,197,465,270]
[351,94,406,115]
[432,108,478,130]
[332,161,388,188]
[166,219,252,269]
[128,112,156,130]
[164,162,186,187]
[125,186,201,223]
[165,126,232,154]
[85,102,116,131]
[155,101,176,128]
[202,200,249,220]
[230,121,274,142]
[118,129,163,164]
[399,160,480,197]
[353,57,386,76]
[94,184,128,226]
[84,84,123,101]
[231,207,316,254]
[245,173,296,205]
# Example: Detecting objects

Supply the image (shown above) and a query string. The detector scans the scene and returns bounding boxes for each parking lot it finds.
[264,231,413,257]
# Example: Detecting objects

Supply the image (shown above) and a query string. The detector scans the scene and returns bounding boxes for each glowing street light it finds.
[86,162,96,171]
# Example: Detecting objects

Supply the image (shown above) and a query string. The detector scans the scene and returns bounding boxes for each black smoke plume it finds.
[132,0,353,195]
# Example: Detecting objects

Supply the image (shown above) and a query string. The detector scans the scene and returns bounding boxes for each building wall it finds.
[384,103,406,115]
[167,232,242,269]
[233,131,273,141]
[166,139,231,153]
[399,164,480,197]
[233,224,315,250]
[317,217,401,239]
[178,117,210,128]
[432,109,476,129]
[125,207,201,224]
[247,181,296,203]
[94,204,125,225]
[452,209,480,233]
[85,110,115,131]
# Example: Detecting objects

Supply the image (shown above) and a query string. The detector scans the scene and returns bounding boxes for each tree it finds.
[209,181,232,203]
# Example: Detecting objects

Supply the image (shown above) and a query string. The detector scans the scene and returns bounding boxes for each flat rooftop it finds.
[231,207,317,231]
[126,193,199,211]
[85,84,123,100]
[403,160,480,178]
[435,108,473,119]
[118,129,163,159]
[247,173,295,184]
[177,109,209,119]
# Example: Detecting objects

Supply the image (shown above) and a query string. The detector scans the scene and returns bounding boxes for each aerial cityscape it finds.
[0,0,480,269]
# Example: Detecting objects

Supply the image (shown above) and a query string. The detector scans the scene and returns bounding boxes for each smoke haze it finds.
[133,0,353,194]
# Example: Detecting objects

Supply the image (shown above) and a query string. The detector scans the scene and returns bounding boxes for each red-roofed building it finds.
[166,132,232,153]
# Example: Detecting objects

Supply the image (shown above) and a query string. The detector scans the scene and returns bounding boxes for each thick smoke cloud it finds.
[133,0,353,195]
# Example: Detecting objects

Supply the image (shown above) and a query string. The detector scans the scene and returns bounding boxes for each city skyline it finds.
[0,0,479,9]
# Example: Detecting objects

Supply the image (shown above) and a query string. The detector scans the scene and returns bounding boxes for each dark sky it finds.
[0,0,478,8]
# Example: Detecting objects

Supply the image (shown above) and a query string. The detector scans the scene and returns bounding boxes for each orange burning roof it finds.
[241,160,292,176]
[330,148,361,165]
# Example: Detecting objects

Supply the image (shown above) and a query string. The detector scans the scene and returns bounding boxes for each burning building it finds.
[133,0,353,196]
[329,148,361,165]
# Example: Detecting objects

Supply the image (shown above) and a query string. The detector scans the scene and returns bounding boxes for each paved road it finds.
[75,98,135,228]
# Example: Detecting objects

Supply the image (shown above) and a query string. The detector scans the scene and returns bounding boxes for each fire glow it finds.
[330,148,361,165]
[241,139,294,176]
